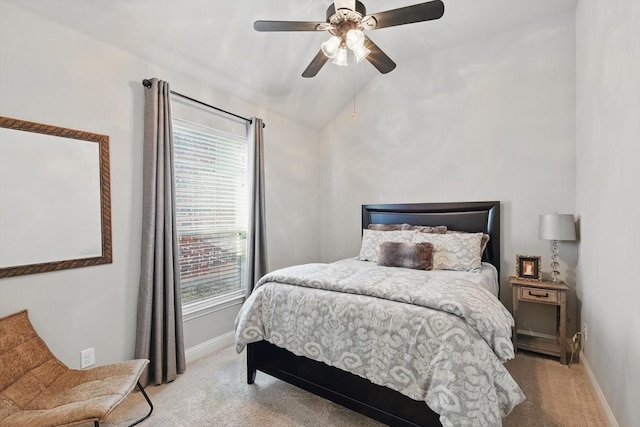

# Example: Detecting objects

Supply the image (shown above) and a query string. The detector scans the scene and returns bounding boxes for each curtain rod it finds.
[141,79,265,128]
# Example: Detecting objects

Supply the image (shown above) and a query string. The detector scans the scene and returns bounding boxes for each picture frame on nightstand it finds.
[516,255,542,281]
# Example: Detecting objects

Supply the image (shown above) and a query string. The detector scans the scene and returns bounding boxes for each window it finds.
[172,117,248,308]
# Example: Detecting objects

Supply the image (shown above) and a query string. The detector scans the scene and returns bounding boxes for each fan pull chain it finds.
[352,60,358,119]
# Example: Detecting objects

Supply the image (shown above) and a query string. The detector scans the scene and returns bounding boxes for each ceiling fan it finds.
[254,0,445,78]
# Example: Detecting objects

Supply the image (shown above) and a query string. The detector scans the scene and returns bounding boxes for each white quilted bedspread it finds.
[235,262,525,427]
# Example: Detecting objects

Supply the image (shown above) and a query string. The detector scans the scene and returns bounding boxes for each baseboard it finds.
[185,331,235,364]
[579,350,619,427]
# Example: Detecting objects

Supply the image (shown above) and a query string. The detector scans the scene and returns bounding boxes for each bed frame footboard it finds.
[247,341,442,427]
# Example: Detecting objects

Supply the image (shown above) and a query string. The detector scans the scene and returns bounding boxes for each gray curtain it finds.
[135,78,186,385]
[246,118,268,296]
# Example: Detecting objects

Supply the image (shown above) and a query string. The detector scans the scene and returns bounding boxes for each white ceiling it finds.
[10,0,578,130]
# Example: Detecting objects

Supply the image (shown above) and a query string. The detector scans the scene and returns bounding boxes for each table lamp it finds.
[539,213,576,283]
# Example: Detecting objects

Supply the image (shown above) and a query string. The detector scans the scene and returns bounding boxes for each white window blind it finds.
[172,118,248,306]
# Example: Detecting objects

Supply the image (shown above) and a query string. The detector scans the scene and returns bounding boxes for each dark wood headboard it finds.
[362,201,501,276]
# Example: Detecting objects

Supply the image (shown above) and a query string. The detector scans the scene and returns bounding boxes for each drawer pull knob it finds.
[528,291,549,298]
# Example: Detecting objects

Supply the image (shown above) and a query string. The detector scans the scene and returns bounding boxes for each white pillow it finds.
[357,229,416,262]
[413,232,483,271]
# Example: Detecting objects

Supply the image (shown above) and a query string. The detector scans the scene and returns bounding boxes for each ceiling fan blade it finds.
[364,36,396,74]
[367,0,444,30]
[254,21,326,32]
[302,50,329,78]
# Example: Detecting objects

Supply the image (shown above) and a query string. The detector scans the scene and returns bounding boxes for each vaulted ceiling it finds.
[10,0,578,130]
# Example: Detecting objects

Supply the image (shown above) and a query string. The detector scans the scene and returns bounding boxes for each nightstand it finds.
[509,276,568,364]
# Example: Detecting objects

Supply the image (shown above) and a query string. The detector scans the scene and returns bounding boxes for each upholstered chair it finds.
[0,310,153,427]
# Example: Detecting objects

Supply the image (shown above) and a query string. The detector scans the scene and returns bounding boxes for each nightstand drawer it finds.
[520,287,558,303]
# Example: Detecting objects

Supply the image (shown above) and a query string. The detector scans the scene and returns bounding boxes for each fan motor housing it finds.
[326,1,367,22]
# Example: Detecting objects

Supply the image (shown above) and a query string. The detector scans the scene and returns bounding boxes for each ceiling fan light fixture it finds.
[254,0,445,77]
[321,35,341,58]
[332,47,348,66]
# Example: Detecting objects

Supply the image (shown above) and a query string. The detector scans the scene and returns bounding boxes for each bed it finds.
[235,201,524,427]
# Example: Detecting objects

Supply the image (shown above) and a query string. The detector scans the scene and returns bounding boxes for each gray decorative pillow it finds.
[357,229,416,262]
[367,223,448,234]
[411,225,448,234]
[377,242,434,270]
[368,223,405,231]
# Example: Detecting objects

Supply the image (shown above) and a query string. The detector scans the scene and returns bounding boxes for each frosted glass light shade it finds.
[321,36,341,59]
[352,44,371,62]
[538,214,576,241]
[332,47,348,66]
[346,29,365,50]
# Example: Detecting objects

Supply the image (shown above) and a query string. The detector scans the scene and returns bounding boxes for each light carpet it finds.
[90,347,606,427]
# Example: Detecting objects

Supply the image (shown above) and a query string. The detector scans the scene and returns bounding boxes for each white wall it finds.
[0,3,320,367]
[2,1,637,424]
[319,13,577,334]
[576,2,640,426]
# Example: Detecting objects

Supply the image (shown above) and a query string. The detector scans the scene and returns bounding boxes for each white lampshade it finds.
[538,214,576,241]
[321,36,341,59]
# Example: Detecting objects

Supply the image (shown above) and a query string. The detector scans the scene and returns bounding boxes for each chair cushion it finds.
[0,310,149,427]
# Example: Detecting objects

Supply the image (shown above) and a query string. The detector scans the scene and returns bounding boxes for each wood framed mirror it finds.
[0,116,112,278]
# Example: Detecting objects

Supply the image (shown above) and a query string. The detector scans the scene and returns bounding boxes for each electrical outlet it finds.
[583,322,588,342]
[80,348,95,369]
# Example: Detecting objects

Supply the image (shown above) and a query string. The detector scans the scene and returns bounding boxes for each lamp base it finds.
[550,239,560,283]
